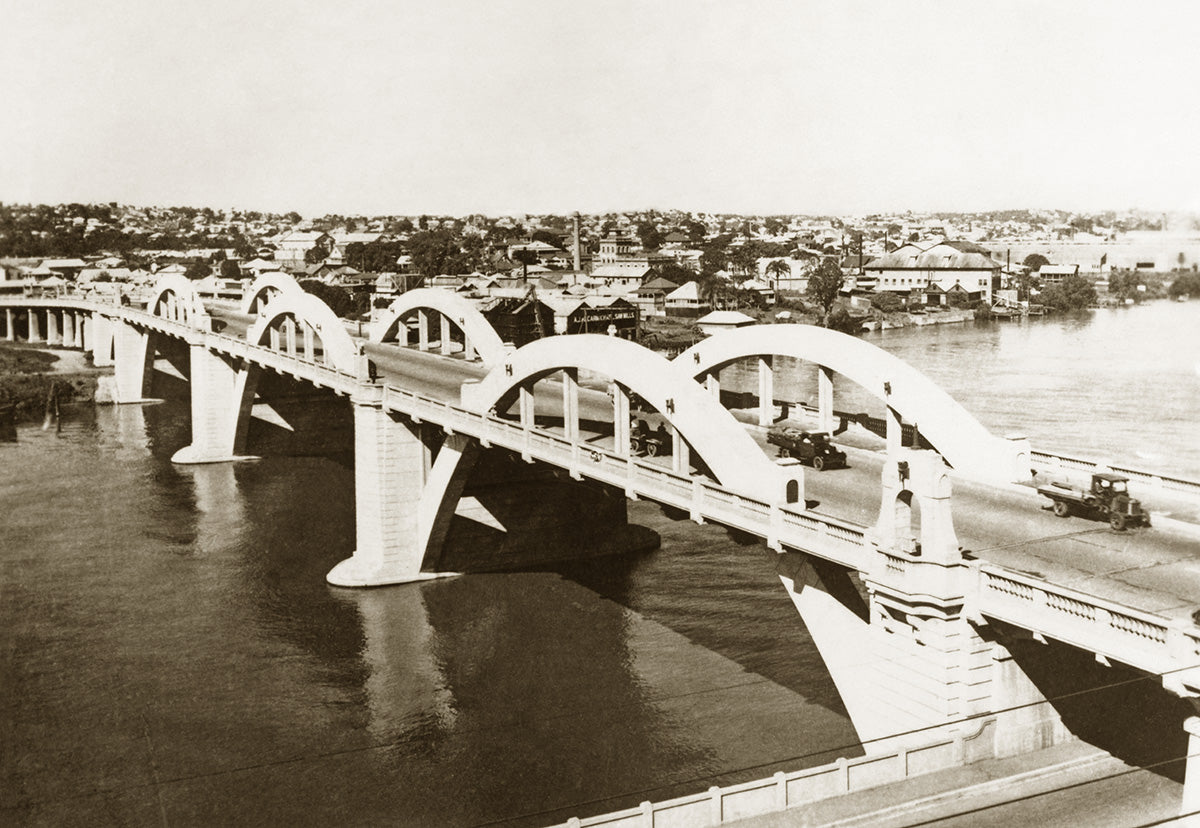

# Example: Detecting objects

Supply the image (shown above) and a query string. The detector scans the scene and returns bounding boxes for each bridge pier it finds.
[3,308,13,341]
[327,396,456,587]
[46,310,60,345]
[172,341,253,464]
[97,320,155,404]
[28,309,42,343]
[61,311,75,349]
[90,315,114,367]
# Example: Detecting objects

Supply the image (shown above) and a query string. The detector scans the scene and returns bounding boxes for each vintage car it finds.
[766,426,848,471]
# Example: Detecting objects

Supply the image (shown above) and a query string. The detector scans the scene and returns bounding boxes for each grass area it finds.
[0,343,60,374]
[0,343,93,421]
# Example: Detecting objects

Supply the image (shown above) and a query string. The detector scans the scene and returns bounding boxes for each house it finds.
[591,263,652,292]
[1038,264,1080,286]
[864,240,1000,304]
[635,276,680,315]
[273,231,333,268]
[38,258,88,280]
[696,310,756,337]
[664,281,710,317]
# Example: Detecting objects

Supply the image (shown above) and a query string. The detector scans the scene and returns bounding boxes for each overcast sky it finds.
[3,0,1199,217]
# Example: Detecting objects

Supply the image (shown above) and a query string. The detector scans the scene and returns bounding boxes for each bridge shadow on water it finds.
[543,501,854,721]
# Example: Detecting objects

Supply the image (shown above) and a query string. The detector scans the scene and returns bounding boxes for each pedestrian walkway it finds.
[725,741,1184,828]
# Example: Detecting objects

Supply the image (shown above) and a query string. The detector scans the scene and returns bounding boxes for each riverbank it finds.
[0,342,104,422]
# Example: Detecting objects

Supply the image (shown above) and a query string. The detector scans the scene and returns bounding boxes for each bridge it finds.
[6,279,1200,817]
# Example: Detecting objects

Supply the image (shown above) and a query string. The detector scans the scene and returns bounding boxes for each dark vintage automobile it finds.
[631,419,671,457]
[766,426,848,471]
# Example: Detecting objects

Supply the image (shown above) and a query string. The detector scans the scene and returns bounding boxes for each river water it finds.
[2,301,1198,826]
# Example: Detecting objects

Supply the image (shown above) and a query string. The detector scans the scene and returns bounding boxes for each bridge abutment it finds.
[780,448,1066,759]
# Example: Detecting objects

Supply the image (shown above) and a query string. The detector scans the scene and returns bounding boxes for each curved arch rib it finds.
[370,287,507,366]
[245,291,359,373]
[675,324,1029,482]
[146,274,211,329]
[462,334,790,498]
[240,271,304,315]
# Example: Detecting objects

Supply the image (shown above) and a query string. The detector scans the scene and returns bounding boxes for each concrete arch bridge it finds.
[7,288,1200,803]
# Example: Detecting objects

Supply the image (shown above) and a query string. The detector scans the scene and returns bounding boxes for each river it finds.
[2,301,1197,826]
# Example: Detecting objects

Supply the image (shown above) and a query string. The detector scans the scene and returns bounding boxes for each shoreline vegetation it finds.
[0,343,101,423]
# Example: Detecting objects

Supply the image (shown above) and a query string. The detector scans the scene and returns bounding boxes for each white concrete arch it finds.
[675,324,1029,482]
[462,334,789,497]
[370,287,506,366]
[241,271,303,315]
[246,291,359,372]
[146,274,211,329]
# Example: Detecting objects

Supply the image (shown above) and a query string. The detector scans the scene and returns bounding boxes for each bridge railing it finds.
[379,382,874,571]
[1031,449,1200,499]
[967,562,1200,689]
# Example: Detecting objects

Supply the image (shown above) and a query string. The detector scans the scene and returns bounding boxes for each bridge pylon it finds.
[779,448,1067,758]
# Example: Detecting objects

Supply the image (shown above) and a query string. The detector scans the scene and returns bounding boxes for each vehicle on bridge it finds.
[766,426,848,471]
[631,419,670,457]
[1037,472,1151,530]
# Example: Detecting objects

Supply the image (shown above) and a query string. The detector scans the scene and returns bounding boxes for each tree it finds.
[1168,273,1200,299]
[298,280,354,318]
[184,258,211,281]
[1040,274,1097,312]
[653,262,697,286]
[636,221,665,251]
[407,230,462,285]
[764,258,791,286]
[304,244,328,265]
[1023,253,1050,272]
[530,229,563,248]
[805,258,844,324]
[220,260,241,279]
[870,291,903,313]
[512,248,539,282]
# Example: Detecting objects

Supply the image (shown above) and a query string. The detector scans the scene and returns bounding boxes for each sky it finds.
[3,0,1200,218]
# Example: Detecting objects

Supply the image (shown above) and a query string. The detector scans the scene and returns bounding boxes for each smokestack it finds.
[572,211,582,272]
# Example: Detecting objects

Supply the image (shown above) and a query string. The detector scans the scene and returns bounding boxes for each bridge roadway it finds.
[201,305,1200,632]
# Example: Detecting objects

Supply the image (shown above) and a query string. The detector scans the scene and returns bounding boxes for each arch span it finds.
[370,288,506,366]
[245,291,359,373]
[462,334,790,497]
[146,274,211,329]
[241,271,304,315]
[675,324,1029,482]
